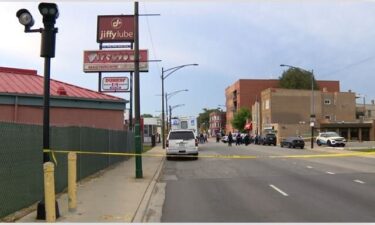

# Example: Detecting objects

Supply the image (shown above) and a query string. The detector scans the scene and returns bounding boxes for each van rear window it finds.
[169,131,195,140]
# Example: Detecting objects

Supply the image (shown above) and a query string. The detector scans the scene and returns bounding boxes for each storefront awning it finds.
[244,123,252,130]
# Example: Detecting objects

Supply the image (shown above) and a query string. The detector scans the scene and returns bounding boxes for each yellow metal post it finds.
[68,152,77,212]
[43,162,56,222]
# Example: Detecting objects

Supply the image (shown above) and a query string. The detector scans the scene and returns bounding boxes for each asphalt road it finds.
[155,139,375,222]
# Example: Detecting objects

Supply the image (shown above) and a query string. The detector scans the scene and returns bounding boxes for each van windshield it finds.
[169,131,195,140]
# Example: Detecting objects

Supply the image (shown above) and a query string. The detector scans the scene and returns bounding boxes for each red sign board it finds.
[97,15,134,43]
[83,49,148,72]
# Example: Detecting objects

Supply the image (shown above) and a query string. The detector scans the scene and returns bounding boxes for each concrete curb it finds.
[132,150,165,222]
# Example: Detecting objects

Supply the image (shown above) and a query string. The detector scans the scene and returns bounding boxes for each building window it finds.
[265,100,270,109]
[325,115,331,120]
[368,110,371,117]
[324,99,331,105]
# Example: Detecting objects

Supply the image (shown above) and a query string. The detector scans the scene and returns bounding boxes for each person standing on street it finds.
[228,132,233,146]
[236,133,241,146]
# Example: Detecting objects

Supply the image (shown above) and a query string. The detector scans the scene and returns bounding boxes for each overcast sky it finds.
[1,0,375,118]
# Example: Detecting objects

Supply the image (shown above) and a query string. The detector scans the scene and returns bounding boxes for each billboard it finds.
[83,49,148,72]
[97,15,134,43]
[102,76,129,92]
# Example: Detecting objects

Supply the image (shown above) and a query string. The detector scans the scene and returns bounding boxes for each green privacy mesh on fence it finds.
[0,122,134,219]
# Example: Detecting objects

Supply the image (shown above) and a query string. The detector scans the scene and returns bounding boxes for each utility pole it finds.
[134,1,143,178]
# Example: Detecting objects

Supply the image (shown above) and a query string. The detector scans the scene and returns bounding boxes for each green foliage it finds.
[141,114,153,118]
[231,107,251,132]
[279,68,319,90]
[197,108,220,132]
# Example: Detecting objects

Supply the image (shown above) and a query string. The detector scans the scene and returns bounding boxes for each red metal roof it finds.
[0,66,123,101]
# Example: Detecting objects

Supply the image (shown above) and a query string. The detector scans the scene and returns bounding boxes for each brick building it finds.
[0,67,126,130]
[257,88,374,142]
[225,79,340,132]
[209,110,226,136]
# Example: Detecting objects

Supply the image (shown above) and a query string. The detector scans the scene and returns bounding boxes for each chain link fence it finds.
[0,122,134,219]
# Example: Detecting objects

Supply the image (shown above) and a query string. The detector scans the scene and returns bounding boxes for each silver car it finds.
[166,129,198,160]
[316,132,346,147]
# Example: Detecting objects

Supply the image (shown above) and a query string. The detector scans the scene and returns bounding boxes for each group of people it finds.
[226,132,251,146]
[199,132,209,144]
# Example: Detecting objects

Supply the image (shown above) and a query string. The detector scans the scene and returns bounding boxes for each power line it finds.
[143,3,161,77]
[321,55,375,77]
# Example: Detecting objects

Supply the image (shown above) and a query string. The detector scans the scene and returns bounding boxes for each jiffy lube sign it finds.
[97,15,134,43]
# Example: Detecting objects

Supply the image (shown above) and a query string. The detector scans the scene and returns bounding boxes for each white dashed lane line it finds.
[269,184,289,197]
[306,166,313,169]
[326,171,335,175]
[353,179,366,184]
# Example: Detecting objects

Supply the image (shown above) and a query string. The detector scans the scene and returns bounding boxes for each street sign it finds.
[102,76,129,92]
[83,49,149,72]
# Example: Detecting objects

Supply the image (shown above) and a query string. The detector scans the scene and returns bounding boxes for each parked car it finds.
[259,133,277,146]
[166,129,198,160]
[280,137,305,149]
[316,132,346,147]
[221,134,237,143]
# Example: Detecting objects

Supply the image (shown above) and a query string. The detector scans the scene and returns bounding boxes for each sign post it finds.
[310,114,316,149]
[83,9,144,178]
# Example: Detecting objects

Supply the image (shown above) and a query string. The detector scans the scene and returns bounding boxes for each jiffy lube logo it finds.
[111,18,122,29]
[98,16,134,42]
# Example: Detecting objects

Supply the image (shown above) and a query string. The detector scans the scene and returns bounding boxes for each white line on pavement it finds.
[326,171,335,175]
[269,184,289,196]
[354,179,366,184]
[306,166,313,169]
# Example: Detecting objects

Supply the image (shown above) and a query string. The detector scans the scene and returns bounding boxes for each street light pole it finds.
[166,89,188,131]
[165,92,169,132]
[280,64,315,149]
[169,104,185,129]
[161,68,165,149]
[17,3,61,220]
[161,64,198,149]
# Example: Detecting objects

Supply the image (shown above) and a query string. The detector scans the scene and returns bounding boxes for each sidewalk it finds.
[17,145,165,223]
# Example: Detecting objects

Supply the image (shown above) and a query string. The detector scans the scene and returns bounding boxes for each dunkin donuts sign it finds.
[102,77,129,92]
[97,15,134,43]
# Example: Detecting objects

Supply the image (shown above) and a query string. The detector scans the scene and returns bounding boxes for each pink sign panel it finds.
[83,49,148,72]
[97,15,134,43]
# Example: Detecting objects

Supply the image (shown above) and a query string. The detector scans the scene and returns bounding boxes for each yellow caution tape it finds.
[44,149,58,166]
[43,149,375,160]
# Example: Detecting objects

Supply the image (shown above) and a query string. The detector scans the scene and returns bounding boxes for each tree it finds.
[231,107,251,132]
[141,114,153,118]
[279,68,319,90]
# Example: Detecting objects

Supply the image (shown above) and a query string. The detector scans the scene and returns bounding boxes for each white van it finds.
[166,129,198,160]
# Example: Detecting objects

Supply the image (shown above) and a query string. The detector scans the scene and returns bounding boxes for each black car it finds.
[259,133,277,146]
[280,137,305,149]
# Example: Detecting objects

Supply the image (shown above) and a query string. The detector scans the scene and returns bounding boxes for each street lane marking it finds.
[306,166,313,169]
[354,179,365,184]
[269,184,289,196]
[326,171,335,175]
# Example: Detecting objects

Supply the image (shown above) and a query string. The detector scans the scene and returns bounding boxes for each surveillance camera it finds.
[16,9,35,28]
[38,3,59,19]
